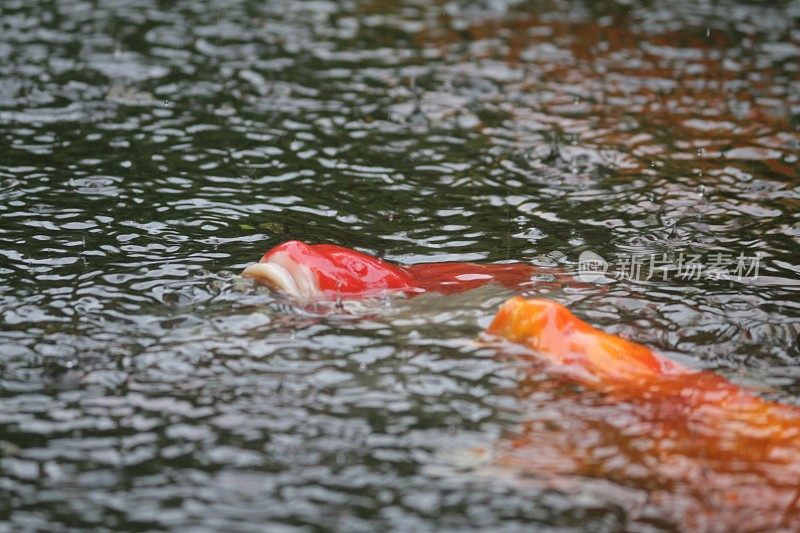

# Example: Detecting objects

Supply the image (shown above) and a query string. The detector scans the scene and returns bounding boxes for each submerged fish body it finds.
[241,240,537,299]
[486,296,800,529]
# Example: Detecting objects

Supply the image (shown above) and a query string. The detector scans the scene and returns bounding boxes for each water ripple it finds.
[1,0,799,529]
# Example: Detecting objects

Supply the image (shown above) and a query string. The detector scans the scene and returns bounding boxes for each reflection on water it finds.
[1,0,799,529]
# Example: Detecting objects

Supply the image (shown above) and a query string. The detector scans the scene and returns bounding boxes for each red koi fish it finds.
[486,296,800,529]
[241,240,538,298]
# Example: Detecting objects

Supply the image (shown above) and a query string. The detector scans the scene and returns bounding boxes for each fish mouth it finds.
[241,253,319,298]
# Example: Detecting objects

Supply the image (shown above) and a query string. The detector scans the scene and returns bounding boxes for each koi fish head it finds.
[241,240,418,299]
[487,296,667,381]
[487,296,578,349]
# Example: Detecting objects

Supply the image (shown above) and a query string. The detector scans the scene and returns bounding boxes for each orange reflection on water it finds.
[487,297,800,530]
[413,7,798,180]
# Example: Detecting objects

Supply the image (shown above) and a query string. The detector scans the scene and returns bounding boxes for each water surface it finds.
[1,0,799,530]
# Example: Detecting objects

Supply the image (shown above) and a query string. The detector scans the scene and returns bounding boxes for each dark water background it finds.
[1,0,799,530]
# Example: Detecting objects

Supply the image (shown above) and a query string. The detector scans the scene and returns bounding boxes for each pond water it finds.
[1,0,799,530]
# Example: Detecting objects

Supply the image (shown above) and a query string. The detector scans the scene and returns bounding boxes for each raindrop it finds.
[335,298,344,311]
[69,175,122,197]
[531,254,557,267]
[696,147,706,157]
[0,178,20,190]
[668,221,679,240]
[522,227,546,240]
[697,184,706,197]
